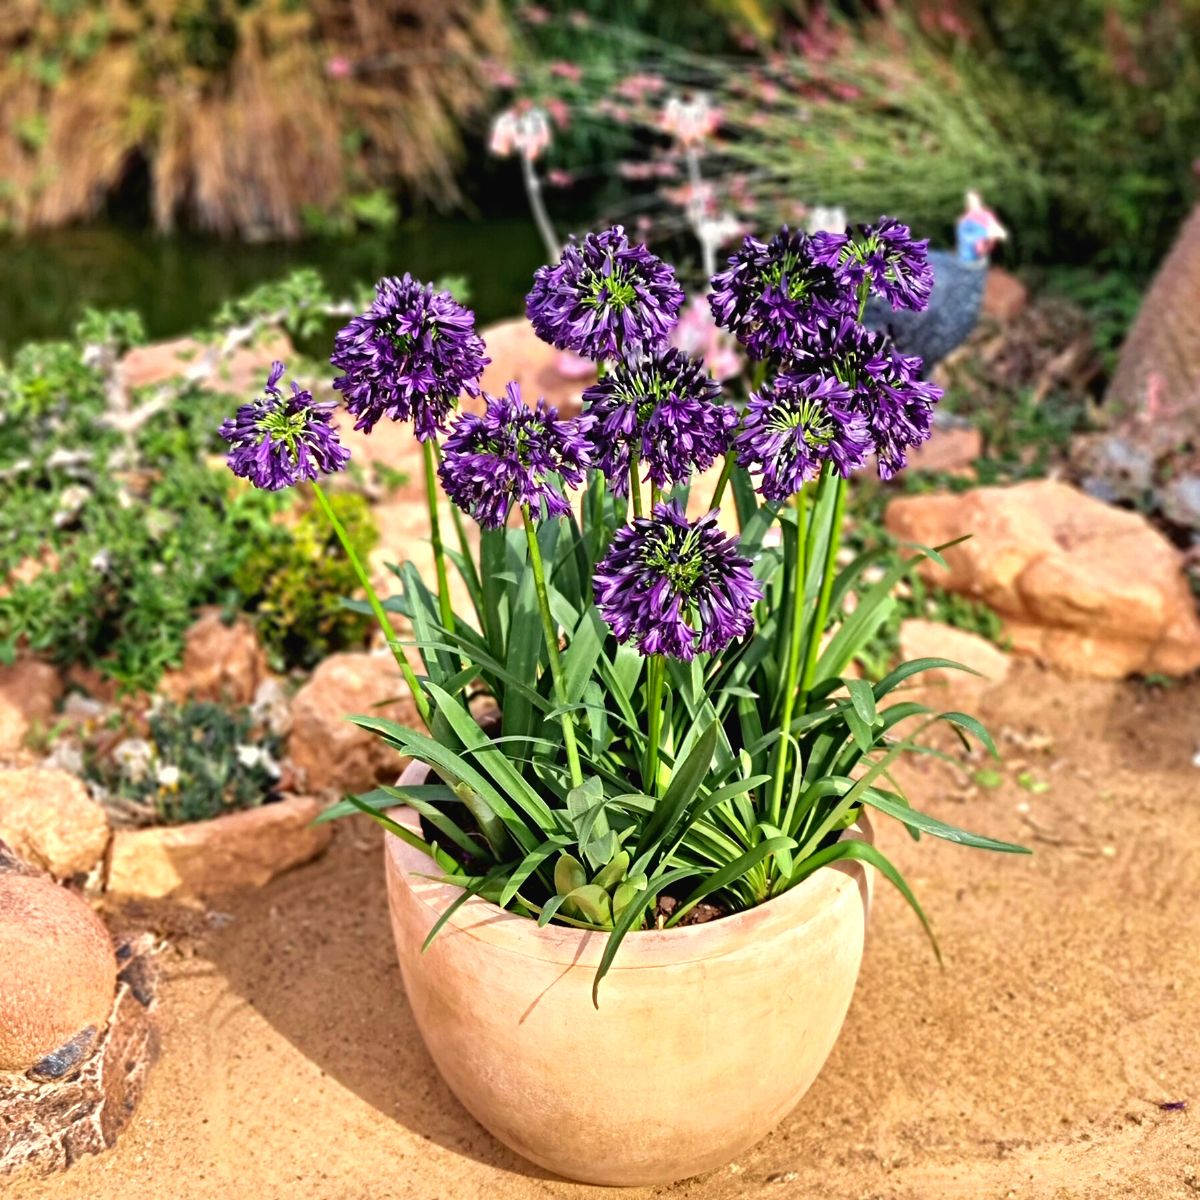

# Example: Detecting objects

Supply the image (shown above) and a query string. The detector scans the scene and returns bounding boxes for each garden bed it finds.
[7,662,1196,1200]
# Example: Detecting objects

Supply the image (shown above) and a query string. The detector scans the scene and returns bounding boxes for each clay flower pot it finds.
[384,764,874,1186]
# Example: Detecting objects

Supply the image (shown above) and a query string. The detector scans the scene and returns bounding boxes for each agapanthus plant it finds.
[220,224,1025,1003]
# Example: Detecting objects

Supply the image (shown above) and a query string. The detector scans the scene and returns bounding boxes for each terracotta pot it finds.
[383,762,874,1186]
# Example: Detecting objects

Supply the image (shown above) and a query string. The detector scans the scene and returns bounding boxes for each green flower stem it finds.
[649,480,662,511]
[643,653,666,793]
[769,485,809,826]
[521,505,584,790]
[708,449,737,510]
[311,481,431,730]
[799,470,846,711]
[629,460,644,518]
[422,438,456,637]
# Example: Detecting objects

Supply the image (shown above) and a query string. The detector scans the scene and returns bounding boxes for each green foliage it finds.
[0,285,378,692]
[0,464,285,692]
[321,459,1025,998]
[87,698,282,827]
[234,491,378,671]
[212,269,337,341]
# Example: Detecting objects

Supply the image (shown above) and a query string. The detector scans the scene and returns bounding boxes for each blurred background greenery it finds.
[2,0,1196,346]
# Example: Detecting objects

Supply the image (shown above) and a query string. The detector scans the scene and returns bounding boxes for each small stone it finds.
[0,659,63,757]
[898,620,1010,699]
[104,795,331,902]
[288,651,422,795]
[0,870,116,1072]
[905,423,983,477]
[158,608,270,706]
[0,768,110,878]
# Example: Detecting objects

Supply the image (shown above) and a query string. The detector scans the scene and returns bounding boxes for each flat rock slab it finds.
[886,479,1200,678]
[105,795,331,902]
[0,935,159,1177]
[0,769,110,879]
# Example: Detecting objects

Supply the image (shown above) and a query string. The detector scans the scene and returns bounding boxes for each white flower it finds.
[236,744,263,770]
[113,737,154,783]
[156,763,181,789]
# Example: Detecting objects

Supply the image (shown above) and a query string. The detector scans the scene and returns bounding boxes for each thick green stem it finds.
[521,506,584,789]
[628,460,644,518]
[768,486,809,825]
[708,449,737,511]
[311,482,431,729]
[642,654,666,793]
[422,438,456,637]
[799,473,846,711]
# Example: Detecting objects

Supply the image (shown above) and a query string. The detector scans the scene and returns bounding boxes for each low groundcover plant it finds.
[218,223,1027,1001]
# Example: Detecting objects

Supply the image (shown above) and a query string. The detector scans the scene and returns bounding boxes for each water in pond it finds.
[0,217,548,357]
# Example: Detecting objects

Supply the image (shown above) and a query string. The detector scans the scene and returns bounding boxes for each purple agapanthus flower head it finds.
[857,344,942,479]
[438,382,594,528]
[526,225,685,361]
[708,226,846,361]
[219,361,349,491]
[581,347,736,495]
[735,372,872,500]
[594,501,762,661]
[786,316,941,480]
[330,274,489,440]
[811,217,934,312]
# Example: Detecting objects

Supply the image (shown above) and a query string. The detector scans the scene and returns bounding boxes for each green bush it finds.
[0,292,356,692]
[234,490,379,671]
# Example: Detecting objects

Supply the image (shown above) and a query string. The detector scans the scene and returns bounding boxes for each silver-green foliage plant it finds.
[220,224,1027,1000]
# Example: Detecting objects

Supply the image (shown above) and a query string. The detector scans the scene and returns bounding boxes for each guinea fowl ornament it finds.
[864,191,1007,374]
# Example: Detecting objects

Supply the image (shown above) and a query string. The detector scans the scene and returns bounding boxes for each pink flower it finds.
[661,95,721,146]
[549,61,583,83]
[519,4,549,24]
[546,168,575,187]
[544,96,571,130]
[326,55,352,80]
[489,107,552,161]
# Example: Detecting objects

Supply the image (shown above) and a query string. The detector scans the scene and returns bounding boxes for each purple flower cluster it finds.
[594,502,762,661]
[708,227,843,361]
[581,348,736,494]
[794,318,941,480]
[811,217,934,312]
[526,226,685,361]
[330,274,489,440]
[219,361,349,491]
[735,373,871,501]
[439,382,594,528]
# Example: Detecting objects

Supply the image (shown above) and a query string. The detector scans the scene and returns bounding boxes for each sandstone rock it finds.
[159,608,270,706]
[886,480,1200,679]
[898,619,1010,701]
[104,795,331,902]
[981,267,1029,323]
[0,933,158,1177]
[905,424,982,477]
[477,317,594,413]
[0,869,116,1071]
[120,332,293,394]
[0,659,62,756]
[0,769,110,878]
[288,651,420,795]
[368,499,477,618]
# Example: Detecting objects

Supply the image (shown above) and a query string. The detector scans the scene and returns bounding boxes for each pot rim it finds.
[384,762,874,970]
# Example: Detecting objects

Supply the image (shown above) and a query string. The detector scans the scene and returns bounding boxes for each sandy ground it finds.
[10,661,1199,1200]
